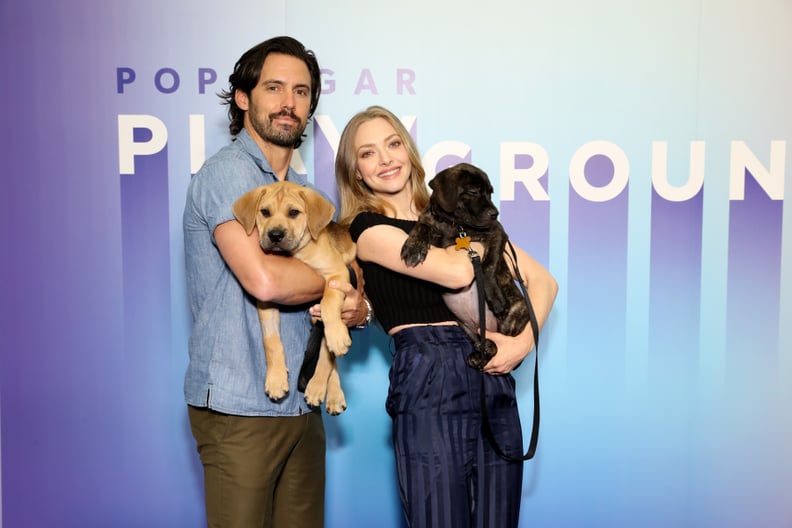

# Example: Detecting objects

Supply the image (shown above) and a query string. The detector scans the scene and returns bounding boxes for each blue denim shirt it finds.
[182,129,316,416]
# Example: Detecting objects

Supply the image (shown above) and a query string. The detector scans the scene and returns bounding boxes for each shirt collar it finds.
[236,129,308,186]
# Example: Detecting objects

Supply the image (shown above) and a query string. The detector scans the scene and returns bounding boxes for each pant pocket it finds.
[385,346,436,417]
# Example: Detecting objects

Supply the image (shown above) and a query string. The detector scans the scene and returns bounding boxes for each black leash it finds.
[469,238,540,463]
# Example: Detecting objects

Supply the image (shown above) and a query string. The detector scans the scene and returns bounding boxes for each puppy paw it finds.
[325,386,347,416]
[467,353,485,370]
[324,368,346,415]
[325,323,352,356]
[264,367,290,401]
[304,376,327,408]
[400,238,429,267]
[467,339,497,370]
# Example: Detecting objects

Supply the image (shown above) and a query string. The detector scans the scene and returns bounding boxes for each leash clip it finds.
[455,226,478,259]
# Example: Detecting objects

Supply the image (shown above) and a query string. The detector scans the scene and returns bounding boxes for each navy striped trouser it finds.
[387,325,524,528]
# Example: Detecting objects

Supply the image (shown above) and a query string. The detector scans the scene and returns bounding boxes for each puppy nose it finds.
[268,229,285,243]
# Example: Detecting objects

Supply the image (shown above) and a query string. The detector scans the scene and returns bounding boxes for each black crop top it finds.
[349,212,456,333]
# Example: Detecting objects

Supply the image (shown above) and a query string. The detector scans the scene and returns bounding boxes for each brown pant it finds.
[188,406,325,528]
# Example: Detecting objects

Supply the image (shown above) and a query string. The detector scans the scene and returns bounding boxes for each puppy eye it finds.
[288,209,300,218]
[260,208,271,218]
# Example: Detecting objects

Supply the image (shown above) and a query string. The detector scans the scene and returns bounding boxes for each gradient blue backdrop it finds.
[1,1,790,527]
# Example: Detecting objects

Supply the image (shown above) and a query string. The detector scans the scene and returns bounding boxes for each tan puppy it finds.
[233,181,356,415]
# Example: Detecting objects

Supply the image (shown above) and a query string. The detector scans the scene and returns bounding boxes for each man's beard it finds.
[250,110,306,148]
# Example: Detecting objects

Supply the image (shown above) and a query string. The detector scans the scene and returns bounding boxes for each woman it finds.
[335,106,558,528]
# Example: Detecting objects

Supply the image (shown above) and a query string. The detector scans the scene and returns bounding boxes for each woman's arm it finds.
[356,224,482,289]
[215,219,325,305]
[481,243,559,375]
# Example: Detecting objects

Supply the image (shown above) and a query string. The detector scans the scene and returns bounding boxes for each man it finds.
[182,36,367,528]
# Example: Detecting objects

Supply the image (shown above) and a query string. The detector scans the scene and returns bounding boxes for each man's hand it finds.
[309,263,369,328]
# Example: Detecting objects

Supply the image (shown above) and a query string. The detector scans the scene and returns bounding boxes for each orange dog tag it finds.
[455,235,471,251]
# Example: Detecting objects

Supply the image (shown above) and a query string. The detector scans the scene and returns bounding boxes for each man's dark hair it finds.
[220,36,321,148]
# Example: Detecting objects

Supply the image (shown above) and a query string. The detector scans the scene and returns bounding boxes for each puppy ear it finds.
[474,165,494,195]
[232,186,266,235]
[429,168,458,213]
[300,187,336,240]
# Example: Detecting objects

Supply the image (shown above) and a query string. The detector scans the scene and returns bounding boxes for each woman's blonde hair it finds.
[335,106,430,226]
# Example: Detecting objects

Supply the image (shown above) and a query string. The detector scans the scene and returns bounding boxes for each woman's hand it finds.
[480,325,536,375]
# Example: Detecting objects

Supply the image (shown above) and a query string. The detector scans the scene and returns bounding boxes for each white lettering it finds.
[422,141,471,176]
[500,142,550,201]
[118,114,168,175]
[314,115,342,159]
[570,141,629,202]
[730,140,785,200]
[651,141,705,201]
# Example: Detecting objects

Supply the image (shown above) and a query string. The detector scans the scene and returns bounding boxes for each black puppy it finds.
[400,163,530,369]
